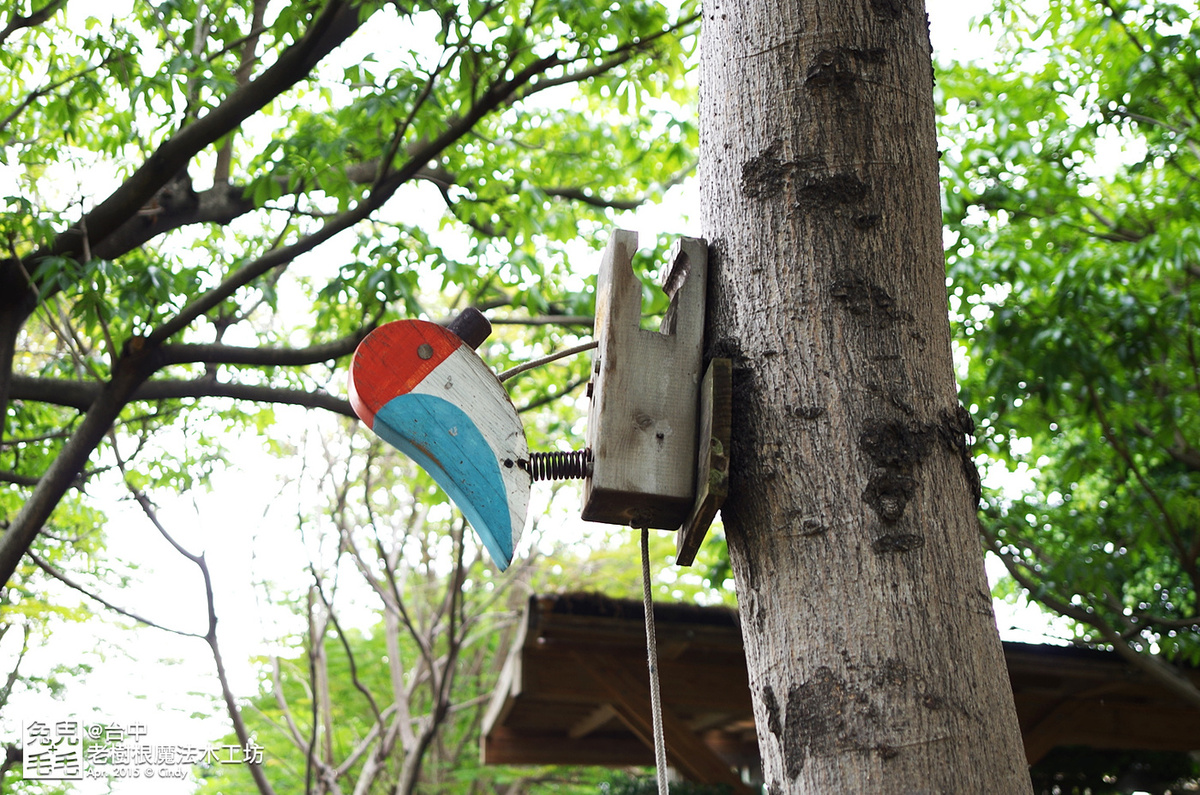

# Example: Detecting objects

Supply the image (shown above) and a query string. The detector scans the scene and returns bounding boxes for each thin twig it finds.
[30,552,203,638]
[309,569,385,725]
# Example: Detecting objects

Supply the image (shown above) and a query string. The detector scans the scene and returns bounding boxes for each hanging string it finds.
[640,526,669,795]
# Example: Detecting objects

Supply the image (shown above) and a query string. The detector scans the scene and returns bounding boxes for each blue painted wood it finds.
[374,394,516,567]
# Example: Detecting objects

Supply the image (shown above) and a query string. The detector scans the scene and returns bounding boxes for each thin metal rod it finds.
[496,339,598,383]
[641,527,669,794]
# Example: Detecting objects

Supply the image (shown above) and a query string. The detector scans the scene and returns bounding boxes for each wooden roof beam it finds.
[576,653,753,794]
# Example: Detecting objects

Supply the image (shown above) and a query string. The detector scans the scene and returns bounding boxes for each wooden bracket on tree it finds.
[675,357,731,566]
[582,229,709,530]
[347,230,728,571]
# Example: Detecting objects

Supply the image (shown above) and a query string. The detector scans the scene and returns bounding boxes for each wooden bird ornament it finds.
[348,319,530,570]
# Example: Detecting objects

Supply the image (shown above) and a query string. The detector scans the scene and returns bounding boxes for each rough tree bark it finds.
[699,0,1032,791]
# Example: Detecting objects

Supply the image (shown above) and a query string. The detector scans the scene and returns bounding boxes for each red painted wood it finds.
[348,320,462,428]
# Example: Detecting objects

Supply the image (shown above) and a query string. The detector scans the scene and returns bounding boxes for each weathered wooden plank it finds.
[516,647,751,712]
[676,357,732,565]
[582,231,707,529]
[481,595,541,740]
[483,727,654,766]
[568,703,619,739]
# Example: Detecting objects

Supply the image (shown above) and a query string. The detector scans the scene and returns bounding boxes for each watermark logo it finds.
[22,719,82,780]
[21,719,264,782]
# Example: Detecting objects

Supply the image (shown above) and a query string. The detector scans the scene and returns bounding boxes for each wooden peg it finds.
[446,307,491,350]
[581,230,708,529]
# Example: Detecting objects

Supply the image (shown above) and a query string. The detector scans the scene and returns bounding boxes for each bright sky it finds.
[3,1,1065,793]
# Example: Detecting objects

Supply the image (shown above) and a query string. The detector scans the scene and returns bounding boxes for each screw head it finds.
[417,343,434,360]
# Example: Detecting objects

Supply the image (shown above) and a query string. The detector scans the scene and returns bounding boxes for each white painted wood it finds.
[410,346,529,553]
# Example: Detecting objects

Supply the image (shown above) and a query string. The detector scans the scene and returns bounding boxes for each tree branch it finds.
[120,460,280,795]
[35,0,365,271]
[0,471,40,487]
[159,330,370,367]
[9,375,354,417]
[0,342,163,588]
[50,22,692,264]
[309,570,385,725]
[517,376,587,414]
[0,0,65,48]
[985,521,1200,710]
[0,55,116,139]
[91,162,451,261]
[269,657,310,751]
[208,567,278,795]
[29,552,203,638]
[146,52,563,348]
[214,0,269,185]
[0,624,30,713]
[1087,384,1192,580]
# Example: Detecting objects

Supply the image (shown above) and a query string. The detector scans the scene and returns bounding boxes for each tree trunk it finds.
[699,1,1031,791]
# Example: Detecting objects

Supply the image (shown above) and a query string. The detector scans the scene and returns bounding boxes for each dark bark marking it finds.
[830,273,912,324]
[922,692,946,710]
[785,404,825,420]
[859,419,934,522]
[874,657,909,687]
[871,532,925,553]
[938,405,983,503]
[781,667,880,778]
[741,141,793,199]
[908,328,928,352]
[764,684,783,737]
[795,173,869,210]
[925,14,937,86]
[787,512,829,536]
[875,743,900,759]
[806,48,856,92]
[870,0,907,20]
[784,668,847,777]
[852,212,882,229]
[888,388,915,416]
[859,419,935,469]
[801,518,828,535]
[863,473,917,522]
[805,47,886,96]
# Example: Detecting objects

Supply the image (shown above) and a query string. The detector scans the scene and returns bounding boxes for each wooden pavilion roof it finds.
[481,593,1200,787]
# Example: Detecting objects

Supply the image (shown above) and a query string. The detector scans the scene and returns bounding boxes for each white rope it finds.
[640,527,669,795]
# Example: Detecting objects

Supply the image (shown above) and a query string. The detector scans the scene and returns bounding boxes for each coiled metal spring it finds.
[518,449,594,481]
